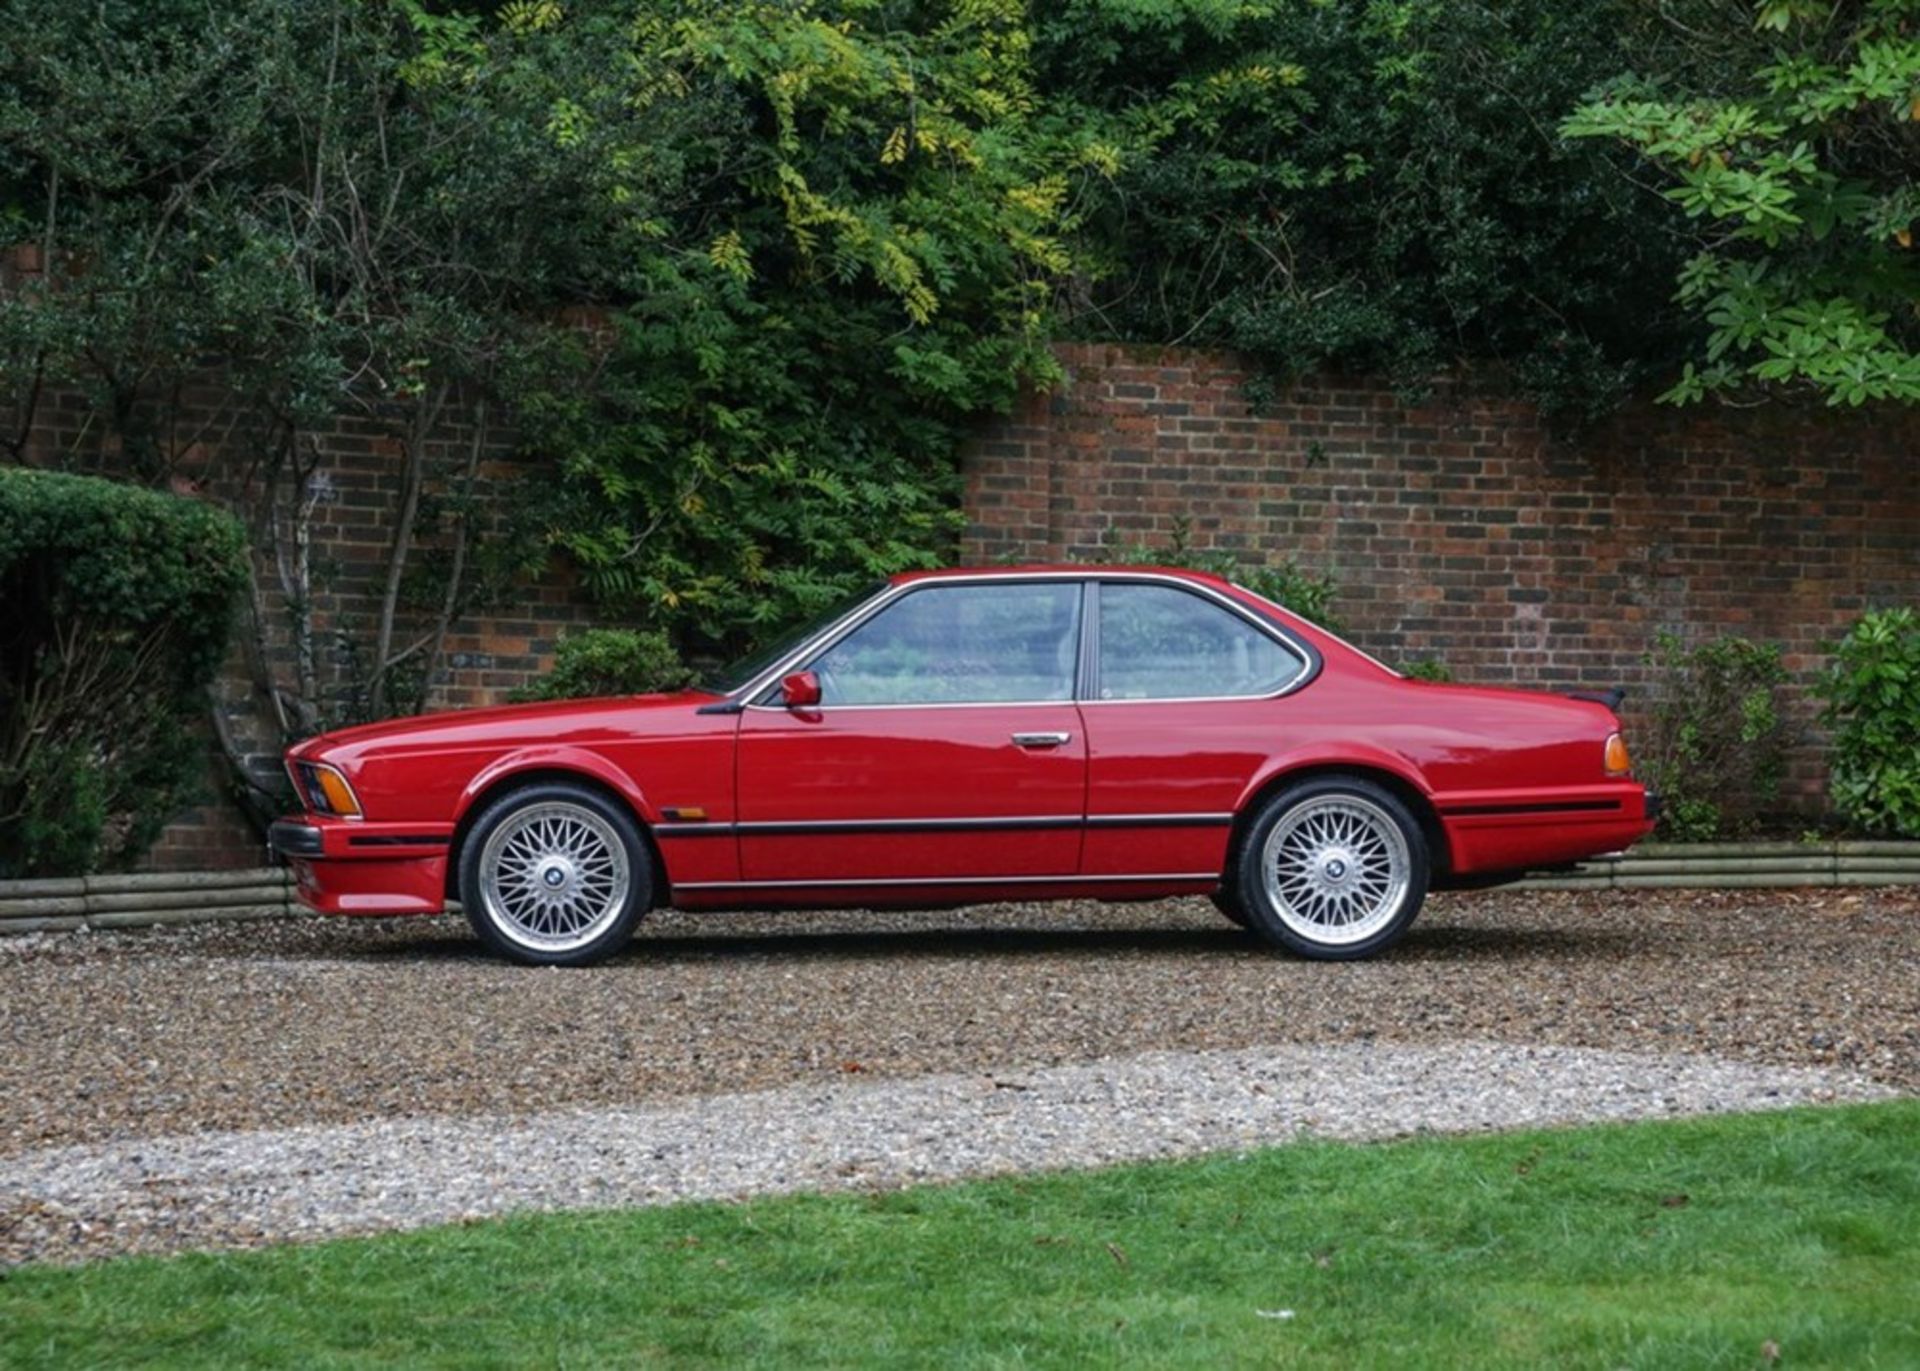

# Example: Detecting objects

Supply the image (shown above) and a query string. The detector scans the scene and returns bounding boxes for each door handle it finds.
[1011,731,1072,748]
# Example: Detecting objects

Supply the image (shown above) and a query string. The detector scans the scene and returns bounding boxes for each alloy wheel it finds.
[1258,793,1411,946]
[477,801,632,954]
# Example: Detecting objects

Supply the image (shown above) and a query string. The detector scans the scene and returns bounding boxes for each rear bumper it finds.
[1436,783,1658,876]
[270,814,453,916]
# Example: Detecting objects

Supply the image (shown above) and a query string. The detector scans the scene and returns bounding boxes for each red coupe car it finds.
[270,566,1657,965]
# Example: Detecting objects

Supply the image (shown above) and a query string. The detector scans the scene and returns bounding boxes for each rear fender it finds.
[1233,743,1435,814]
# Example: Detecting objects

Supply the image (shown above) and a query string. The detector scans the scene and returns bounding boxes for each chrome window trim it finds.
[729,570,1320,712]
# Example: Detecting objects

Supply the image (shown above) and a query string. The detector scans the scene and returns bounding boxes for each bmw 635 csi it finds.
[270,566,1656,965]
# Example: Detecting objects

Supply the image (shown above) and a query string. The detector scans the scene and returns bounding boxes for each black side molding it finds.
[1568,686,1626,711]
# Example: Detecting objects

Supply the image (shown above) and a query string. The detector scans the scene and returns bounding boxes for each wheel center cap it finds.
[1321,851,1352,883]
[535,857,573,893]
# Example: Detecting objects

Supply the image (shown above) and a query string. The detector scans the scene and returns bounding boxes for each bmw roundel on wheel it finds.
[269,566,1657,966]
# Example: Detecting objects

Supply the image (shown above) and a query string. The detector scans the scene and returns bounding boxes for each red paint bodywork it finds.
[275,567,1654,916]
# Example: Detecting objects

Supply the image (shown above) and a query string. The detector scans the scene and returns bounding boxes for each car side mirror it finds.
[780,670,822,709]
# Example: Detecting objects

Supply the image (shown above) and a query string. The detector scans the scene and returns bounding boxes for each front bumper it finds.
[270,814,453,915]
[267,818,324,857]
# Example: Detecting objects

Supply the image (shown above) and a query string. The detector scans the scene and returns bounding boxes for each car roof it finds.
[887,564,1234,590]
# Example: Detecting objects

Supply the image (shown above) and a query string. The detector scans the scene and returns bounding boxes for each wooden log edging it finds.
[0,868,298,934]
[1,842,1917,934]
[1509,841,1920,892]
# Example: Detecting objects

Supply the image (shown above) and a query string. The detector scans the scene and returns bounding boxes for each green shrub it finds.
[1816,609,1920,838]
[1640,631,1787,841]
[508,629,694,703]
[1400,659,1453,683]
[0,469,247,878]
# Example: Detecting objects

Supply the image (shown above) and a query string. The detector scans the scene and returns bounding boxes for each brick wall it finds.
[964,342,1920,807]
[17,333,1917,871]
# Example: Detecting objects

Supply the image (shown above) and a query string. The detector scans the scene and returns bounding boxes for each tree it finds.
[0,0,646,819]
[1565,0,1920,406]
[489,0,1096,650]
[1039,0,1700,422]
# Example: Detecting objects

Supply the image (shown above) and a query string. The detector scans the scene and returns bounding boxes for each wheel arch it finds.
[1226,761,1452,885]
[445,762,669,908]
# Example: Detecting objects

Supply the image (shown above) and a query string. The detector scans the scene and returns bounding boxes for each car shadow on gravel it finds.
[341,924,1247,965]
[1392,923,1648,962]
[325,919,1642,967]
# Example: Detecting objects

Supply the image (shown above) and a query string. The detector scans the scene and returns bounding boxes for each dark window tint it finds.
[814,582,1081,705]
[1097,583,1303,699]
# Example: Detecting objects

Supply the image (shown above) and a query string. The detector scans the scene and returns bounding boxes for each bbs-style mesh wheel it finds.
[1235,777,1429,959]
[459,782,651,966]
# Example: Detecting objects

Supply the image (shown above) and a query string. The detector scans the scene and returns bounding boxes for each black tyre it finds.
[1209,890,1252,929]
[458,781,651,967]
[1235,776,1429,960]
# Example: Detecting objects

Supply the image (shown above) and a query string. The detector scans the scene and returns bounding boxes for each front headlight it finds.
[291,760,364,819]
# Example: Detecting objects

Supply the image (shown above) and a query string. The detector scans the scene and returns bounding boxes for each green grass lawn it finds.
[5,1102,1917,1369]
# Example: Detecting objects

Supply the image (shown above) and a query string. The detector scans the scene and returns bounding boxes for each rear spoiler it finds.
[1567,686,1625,712]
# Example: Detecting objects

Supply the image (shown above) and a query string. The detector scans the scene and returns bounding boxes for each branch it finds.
[413,395,488,708]
[367,383,449,717]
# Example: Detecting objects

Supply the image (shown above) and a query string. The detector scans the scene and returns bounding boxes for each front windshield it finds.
[700,582,884,696]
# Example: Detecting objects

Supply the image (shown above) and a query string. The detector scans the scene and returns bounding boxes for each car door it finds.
[1080,579,1313,877]
[735,579,1088,884]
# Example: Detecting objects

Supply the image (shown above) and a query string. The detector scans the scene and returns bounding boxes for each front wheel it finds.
[1235,777,1429,960]
[458,782,651,967]
[1209,890,1252,929]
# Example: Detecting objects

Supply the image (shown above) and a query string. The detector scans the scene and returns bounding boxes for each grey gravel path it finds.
[0,1039,1894,1266]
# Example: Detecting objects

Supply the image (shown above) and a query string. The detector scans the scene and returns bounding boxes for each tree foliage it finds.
[0,0,1747,688]
[1043,0,1701,422]
[7,0,1896,776]
[1817,608,1920,836]
[1565,0,1920,405]
[469,0,1089,651]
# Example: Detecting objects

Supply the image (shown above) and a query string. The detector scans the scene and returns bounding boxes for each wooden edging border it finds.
[0,868,296,934]
[1508,841,1920,892]
[1,841,1917,935]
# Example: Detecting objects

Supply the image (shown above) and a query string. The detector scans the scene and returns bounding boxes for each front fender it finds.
[454,745,655,825]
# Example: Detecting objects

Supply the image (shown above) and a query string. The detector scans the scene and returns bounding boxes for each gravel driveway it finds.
[4,886,1915,1159]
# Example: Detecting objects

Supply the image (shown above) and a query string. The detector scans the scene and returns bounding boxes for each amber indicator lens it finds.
[1604,733,1631,776]
[313,765,363,818]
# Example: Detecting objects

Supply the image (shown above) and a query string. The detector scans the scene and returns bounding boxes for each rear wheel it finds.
[1235,777,1428,959]
[458,782,651,967]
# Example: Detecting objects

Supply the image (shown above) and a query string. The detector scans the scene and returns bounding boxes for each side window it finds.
[813,583,1081,705]
[1097,583,1304,700]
